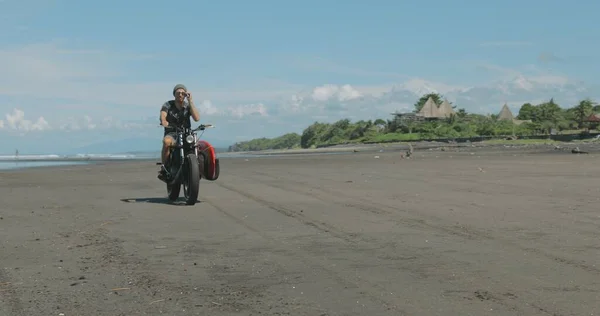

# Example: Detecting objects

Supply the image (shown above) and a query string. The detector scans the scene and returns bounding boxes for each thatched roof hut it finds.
[418,97,440,118]
[497,103,531,125]
[497,104,514,121]
[437,99,456,118]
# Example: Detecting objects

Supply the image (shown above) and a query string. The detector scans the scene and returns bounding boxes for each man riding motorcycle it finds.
[158,84,201,180]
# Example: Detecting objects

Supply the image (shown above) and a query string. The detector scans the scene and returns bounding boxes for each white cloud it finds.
[0,41,305,112]
[228,103,269,118]
[527,75,570,86]
[269,84,365,115]
[398,78,466,95]
[198,100,220,116]
[84,115,96,130]
[59,115,100,131]
[0,40,296,139]
[1,100,268,135]
[2,72,598,154]
[473,62,573,88]
[270,80,467,119]
[2,108,50,131]
[0,39,595,150]
[311,84,362,102]
[198,84,302,104]
[57,115,159,132]
[265,72,598,126]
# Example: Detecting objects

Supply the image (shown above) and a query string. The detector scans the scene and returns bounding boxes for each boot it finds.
[157,164,169,182]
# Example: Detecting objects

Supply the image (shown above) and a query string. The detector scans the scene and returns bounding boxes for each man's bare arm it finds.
[188,100,200,122]
[187,93,200,122]
[160,110,169,126]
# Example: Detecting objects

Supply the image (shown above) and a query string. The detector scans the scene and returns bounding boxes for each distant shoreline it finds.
[233,141,431,156]
[0,155,158,172]
[231,138,600,156]
[2,138,598,172]
[0,157,155,163]
[232,140,534,155]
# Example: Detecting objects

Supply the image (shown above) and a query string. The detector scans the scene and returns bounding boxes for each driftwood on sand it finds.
[571,147,589,154]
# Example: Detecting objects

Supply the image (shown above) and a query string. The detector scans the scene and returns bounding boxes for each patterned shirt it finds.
[160,100,192,135]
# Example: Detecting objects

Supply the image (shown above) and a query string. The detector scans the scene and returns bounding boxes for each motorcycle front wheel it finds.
[167,180,181,202]
[183,153,200,205]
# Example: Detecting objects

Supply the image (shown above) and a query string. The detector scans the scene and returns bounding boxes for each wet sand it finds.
[1,148,599,315]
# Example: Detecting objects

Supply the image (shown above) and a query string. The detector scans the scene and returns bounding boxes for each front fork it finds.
[182,135,200,186]
[179,136,186,180]
[194,134,198,158]
[167,135,185,177]
[181,134,200,176]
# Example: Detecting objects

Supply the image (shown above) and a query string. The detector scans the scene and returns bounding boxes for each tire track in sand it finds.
[249,169,600,276]
[211,180,566,316]
[202,195,407,315]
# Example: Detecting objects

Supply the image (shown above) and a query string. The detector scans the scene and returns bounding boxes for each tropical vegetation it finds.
[228,93,600,152]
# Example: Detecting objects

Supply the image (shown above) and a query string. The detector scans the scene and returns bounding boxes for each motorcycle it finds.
[157,123,219,205]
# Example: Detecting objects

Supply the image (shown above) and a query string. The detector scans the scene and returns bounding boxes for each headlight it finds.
[185,135,195,144]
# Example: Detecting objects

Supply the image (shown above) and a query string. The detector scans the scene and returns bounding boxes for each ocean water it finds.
[0,151,354,171]
[0,161,91,171]
[0,152,223,171]
[0,153,152,171]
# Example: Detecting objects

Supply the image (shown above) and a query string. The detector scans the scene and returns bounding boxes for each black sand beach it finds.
[1,145,599,315]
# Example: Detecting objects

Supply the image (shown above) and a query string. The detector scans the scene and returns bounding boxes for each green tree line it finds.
[228,93,600,152]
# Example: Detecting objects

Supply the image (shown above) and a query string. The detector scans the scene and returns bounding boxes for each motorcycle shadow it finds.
[120,197,202,206]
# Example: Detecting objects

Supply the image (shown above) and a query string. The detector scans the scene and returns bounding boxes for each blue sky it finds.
[1,0,599,154]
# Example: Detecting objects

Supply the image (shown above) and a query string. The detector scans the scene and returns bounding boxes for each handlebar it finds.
[162,124,215,133]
